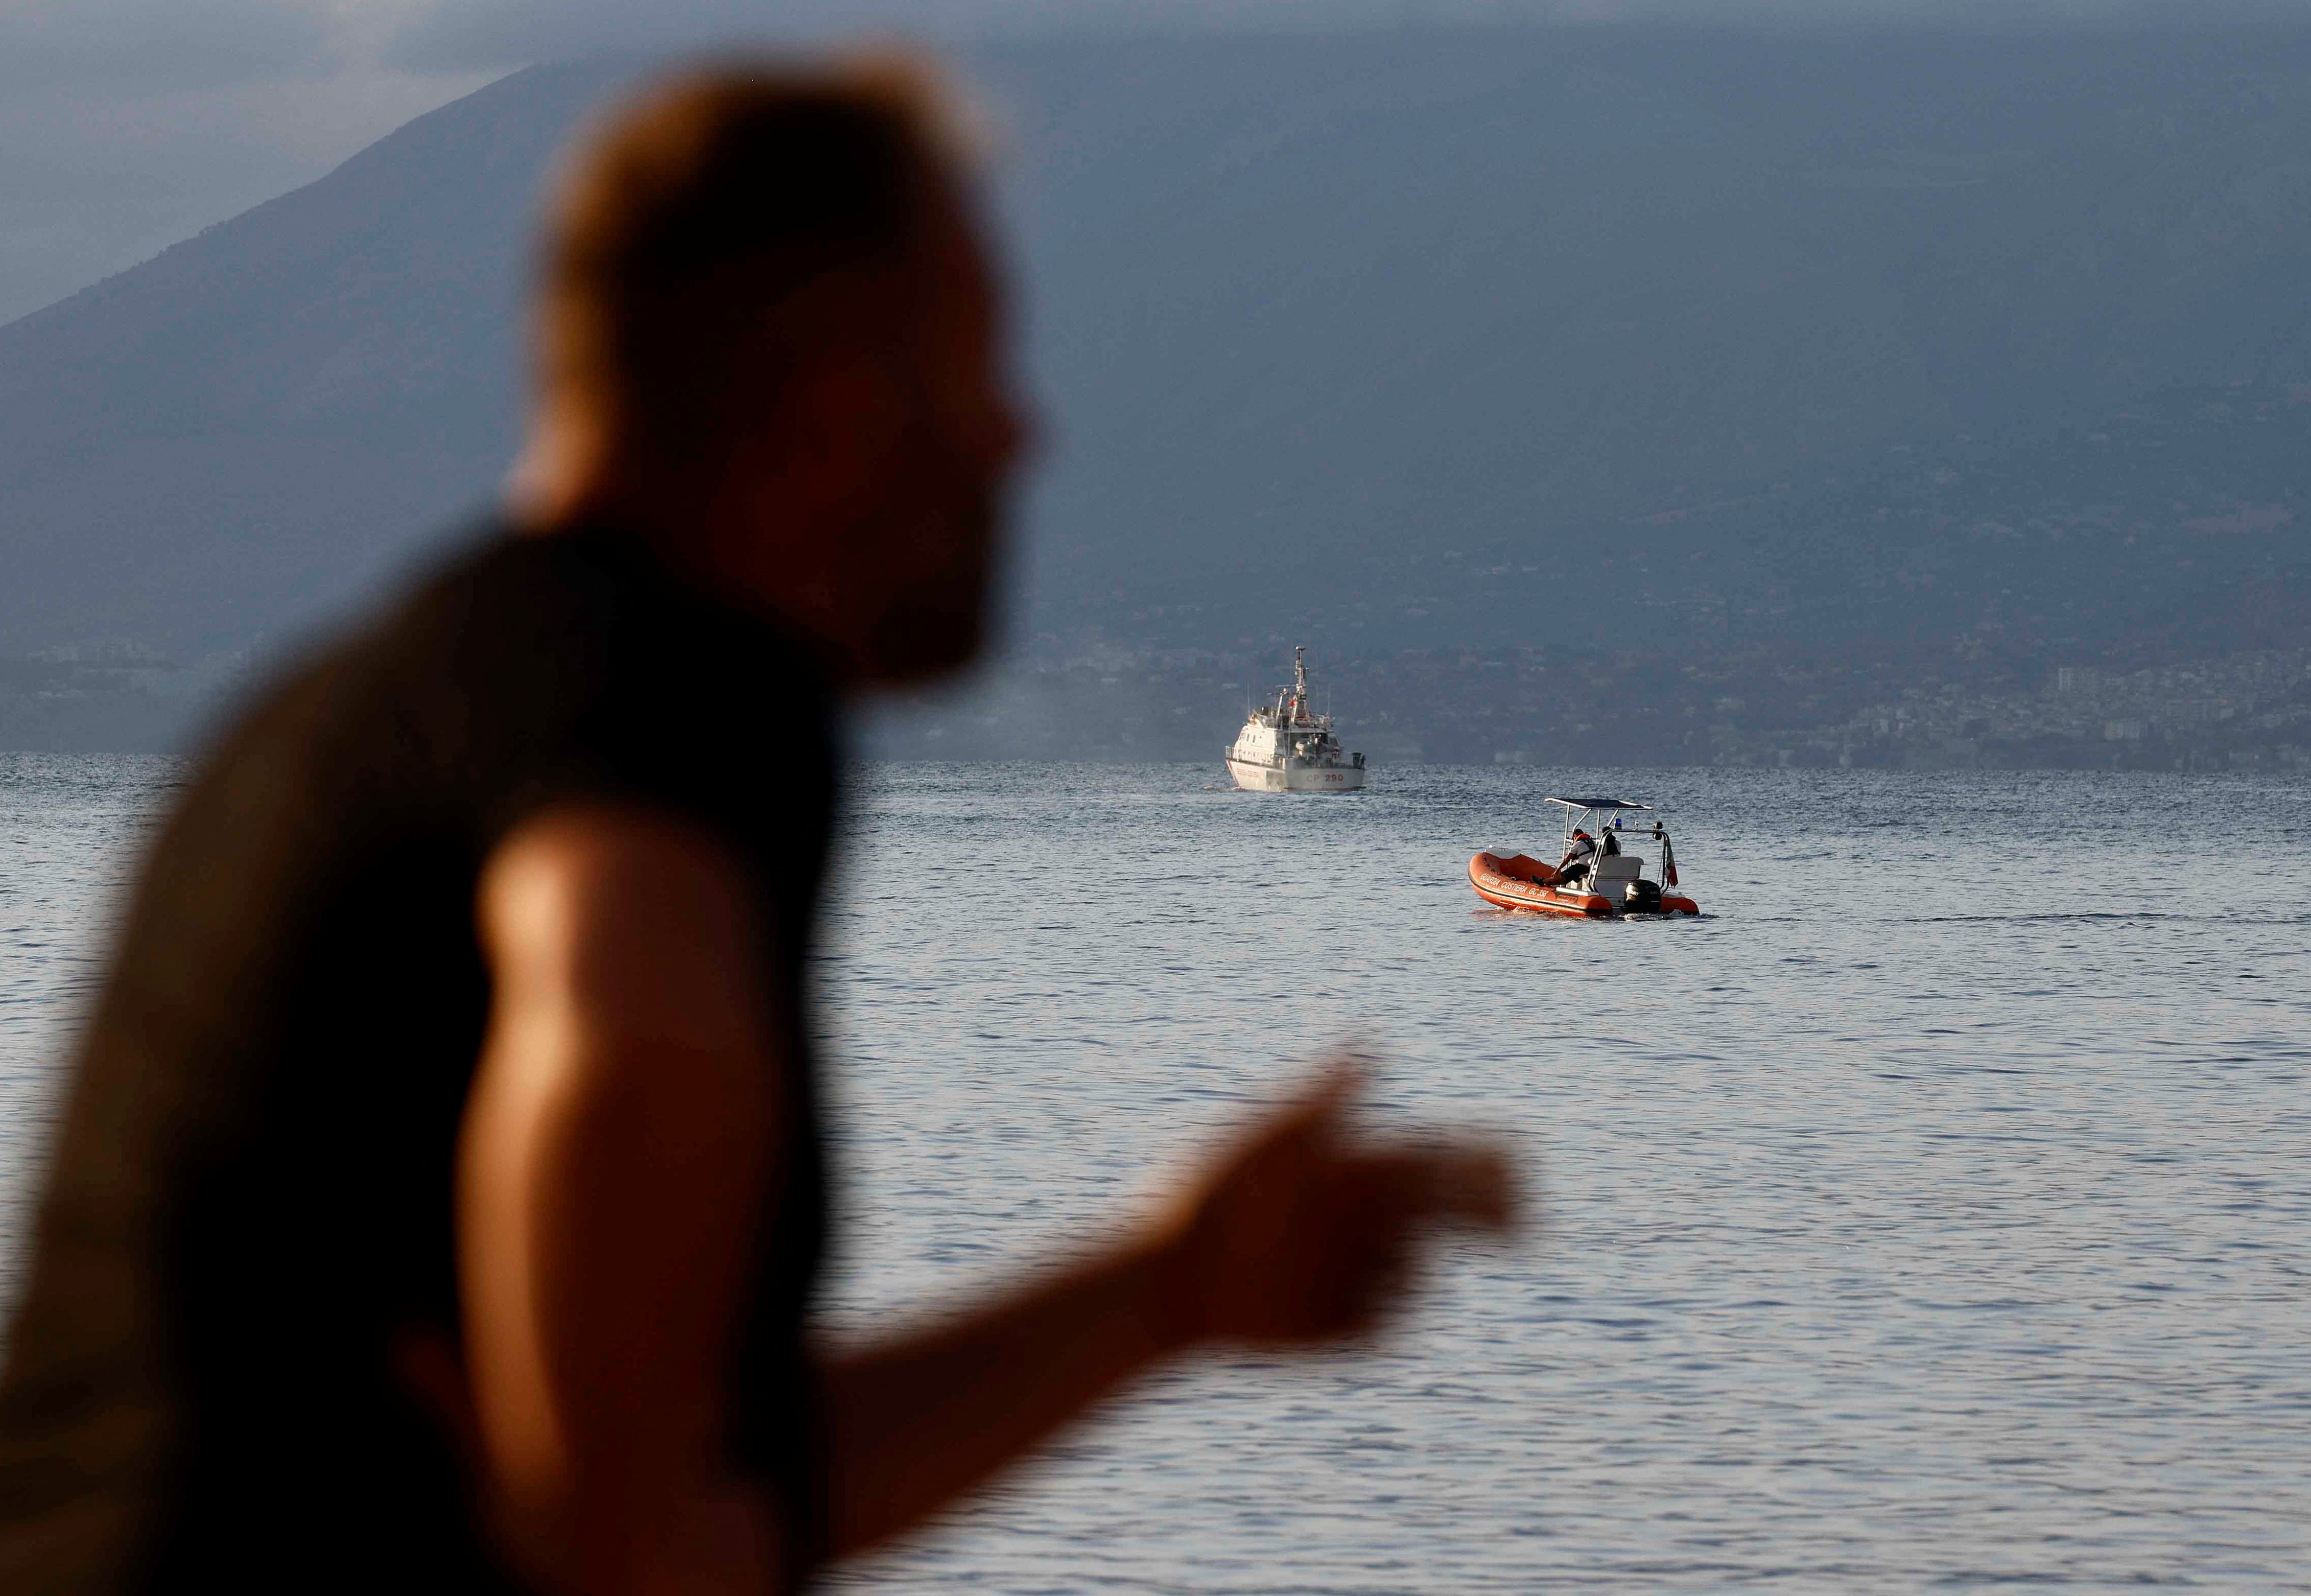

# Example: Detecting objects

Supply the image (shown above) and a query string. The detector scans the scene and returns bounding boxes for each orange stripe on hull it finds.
[1468,852,1699,918]
[1468,853,1613,917]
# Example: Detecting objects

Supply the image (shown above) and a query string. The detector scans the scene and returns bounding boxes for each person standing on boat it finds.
[1559,827,1600,883]
[0,59,1514,1596]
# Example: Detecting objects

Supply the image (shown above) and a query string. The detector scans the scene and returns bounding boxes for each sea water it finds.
[2,754,2306,1589]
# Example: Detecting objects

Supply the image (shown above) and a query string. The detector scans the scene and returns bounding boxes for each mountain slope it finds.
[0,59,632,656]
[3,25,2310,751]
[986,27,2311,628]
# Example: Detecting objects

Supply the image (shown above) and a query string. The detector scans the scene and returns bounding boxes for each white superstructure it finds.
[1225,647,1367,792]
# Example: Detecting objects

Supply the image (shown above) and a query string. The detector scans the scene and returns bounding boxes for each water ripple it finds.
[2,758,2307,1589]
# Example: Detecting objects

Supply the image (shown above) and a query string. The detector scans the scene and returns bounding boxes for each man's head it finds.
[523,57,1028,686]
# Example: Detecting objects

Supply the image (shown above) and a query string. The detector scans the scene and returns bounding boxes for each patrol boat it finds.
[1224,647,1367,793]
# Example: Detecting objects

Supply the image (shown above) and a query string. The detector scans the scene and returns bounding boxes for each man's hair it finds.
[540,57,968,468]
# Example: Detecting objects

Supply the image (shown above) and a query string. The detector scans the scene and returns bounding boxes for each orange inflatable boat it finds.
[1470,798,1699,919]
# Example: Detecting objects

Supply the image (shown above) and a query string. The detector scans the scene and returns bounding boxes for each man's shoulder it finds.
[171,517,838,865]
[380,520,828,702]
[198,524,637,756]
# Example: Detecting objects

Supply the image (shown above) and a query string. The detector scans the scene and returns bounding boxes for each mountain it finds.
[874,375,2311,769]
[0,60,629,668]
[3,24,2310,754]
[986,26,2311,649]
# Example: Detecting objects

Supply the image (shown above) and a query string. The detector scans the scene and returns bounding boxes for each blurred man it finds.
[0,59,1512,1593]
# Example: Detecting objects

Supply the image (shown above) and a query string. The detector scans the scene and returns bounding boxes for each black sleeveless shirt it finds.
[0,525,835,1591]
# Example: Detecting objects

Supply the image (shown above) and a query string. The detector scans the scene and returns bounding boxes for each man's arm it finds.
[459,804,1515,1592]
[460,804,791,1594]
[817,1070,1512,1557]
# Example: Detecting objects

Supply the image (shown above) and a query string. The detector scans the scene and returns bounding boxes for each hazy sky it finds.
[0,0,2289,326]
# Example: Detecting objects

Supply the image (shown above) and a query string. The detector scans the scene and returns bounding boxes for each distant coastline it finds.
[11,639,2307,772]
[860,645,2311,773]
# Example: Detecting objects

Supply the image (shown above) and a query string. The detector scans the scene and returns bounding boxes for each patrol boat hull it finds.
[1224,754,1367,793]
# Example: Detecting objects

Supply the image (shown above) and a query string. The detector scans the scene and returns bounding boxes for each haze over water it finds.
[3,754,2307,1588]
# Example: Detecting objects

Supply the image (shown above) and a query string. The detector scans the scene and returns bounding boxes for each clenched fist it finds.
[1143,1063,1519,1347]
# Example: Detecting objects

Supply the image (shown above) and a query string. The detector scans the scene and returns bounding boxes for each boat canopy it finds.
[1544,797,1651,811]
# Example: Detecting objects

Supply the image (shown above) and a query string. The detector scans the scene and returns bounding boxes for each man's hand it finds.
[1146,1063,1518,1346]
[819,1060,1518,1557]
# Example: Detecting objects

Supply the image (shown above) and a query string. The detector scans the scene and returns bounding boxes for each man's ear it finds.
[765,345,909,523]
